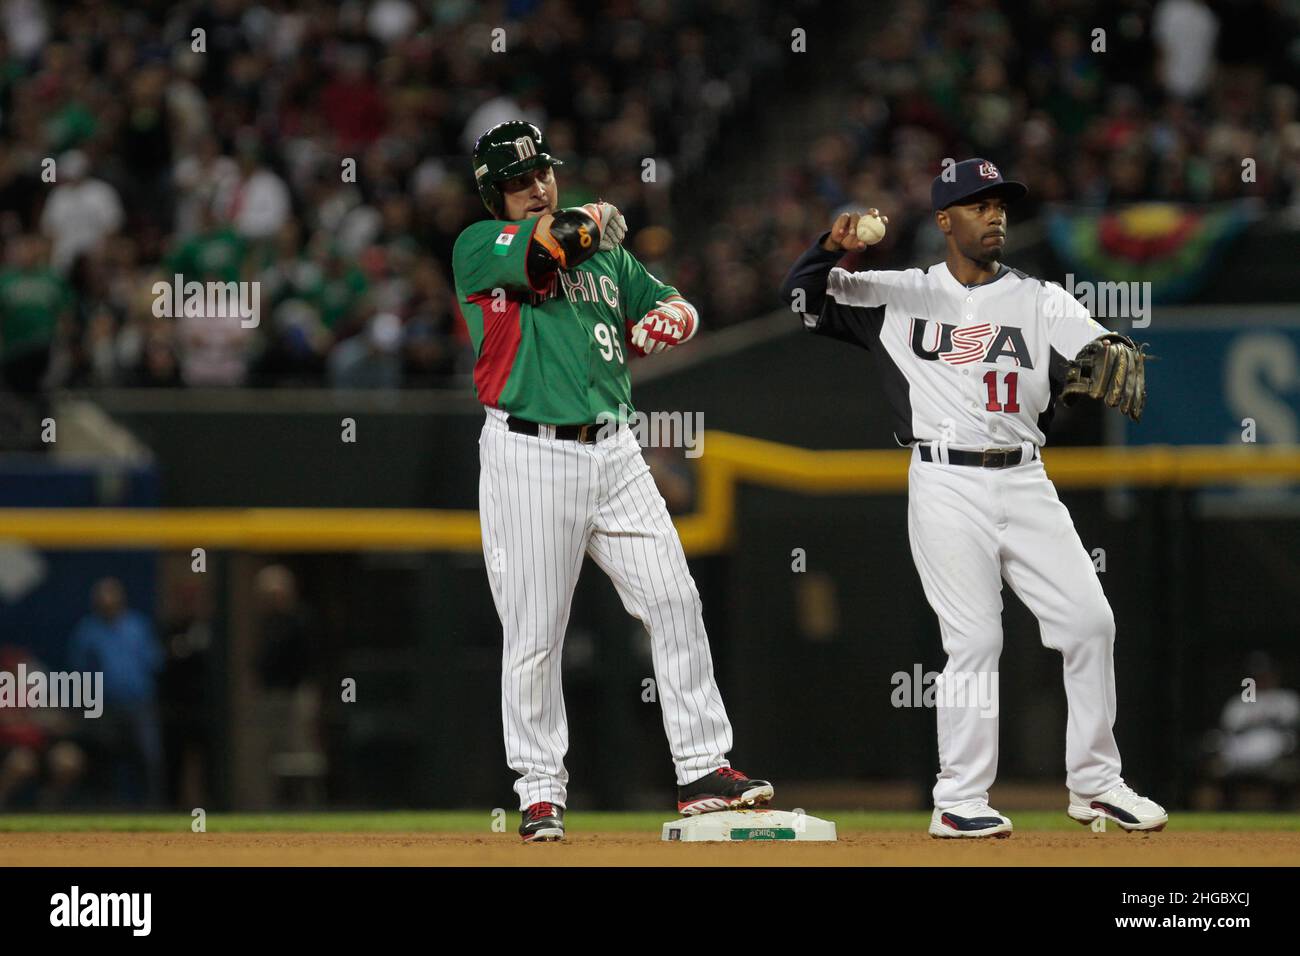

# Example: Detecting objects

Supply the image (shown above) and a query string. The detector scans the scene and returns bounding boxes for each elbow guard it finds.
[534,207,602,270]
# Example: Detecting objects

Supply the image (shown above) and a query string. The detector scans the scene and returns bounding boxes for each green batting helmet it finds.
[472,121,564,218]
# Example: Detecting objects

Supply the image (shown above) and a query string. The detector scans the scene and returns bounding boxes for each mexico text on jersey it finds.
[452,217,679,426]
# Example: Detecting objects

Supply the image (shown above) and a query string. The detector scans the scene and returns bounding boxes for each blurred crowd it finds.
[0,565,322,811]
[1,0,1298,390]
[1,578,166,809]
[703,0,1300,327]
[0,0,776,392]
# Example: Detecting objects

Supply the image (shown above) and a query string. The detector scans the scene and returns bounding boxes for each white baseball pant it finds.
[907,441,1123,808]
[478,407,733,809]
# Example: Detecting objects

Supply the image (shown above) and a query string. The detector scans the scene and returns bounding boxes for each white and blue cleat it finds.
[1068,782,1168,832]
[928,802,1014,838]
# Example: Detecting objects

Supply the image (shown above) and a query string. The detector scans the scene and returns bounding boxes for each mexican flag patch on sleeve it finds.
[493,224,520,255]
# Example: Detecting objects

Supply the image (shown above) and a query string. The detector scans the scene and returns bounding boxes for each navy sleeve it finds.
[780,234,882,351]
[778,233,842,315]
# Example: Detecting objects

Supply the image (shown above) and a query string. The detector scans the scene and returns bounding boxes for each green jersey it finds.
[453,216,678,424]
[166,227,247,284]
[0,267,73,358]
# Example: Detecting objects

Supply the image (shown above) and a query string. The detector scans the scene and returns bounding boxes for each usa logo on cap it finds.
[931,158,1028,211]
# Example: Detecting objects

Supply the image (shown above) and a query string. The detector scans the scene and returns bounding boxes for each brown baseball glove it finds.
[1061,333,1148,422]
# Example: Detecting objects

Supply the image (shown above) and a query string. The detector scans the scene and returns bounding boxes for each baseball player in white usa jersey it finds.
[780,159,1167,838]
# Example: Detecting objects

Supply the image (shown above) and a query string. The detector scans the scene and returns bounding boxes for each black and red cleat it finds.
[677,767,775,816]
[519,802,565,842]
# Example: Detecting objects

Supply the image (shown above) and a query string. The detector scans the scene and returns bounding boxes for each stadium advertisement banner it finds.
[1116,307,1300,511]
[1121,308,1300,447]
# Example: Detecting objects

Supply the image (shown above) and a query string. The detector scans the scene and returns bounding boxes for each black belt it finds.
[507,415,603,444]
[918,444,1036,468]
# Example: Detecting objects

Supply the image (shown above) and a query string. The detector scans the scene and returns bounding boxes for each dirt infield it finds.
[2,830,1296,866]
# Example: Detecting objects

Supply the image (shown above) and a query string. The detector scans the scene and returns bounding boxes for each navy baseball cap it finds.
[931,159,1027,211]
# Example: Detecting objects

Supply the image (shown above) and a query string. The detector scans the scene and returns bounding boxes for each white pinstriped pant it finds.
[478,407,733,809]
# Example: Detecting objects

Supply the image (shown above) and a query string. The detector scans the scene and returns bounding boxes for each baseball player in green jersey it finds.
[453,121,773,841]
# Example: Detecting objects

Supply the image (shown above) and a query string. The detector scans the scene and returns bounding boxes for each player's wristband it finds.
[662,298,698,344]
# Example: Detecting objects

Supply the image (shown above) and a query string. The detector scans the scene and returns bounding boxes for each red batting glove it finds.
[628,299,697,356]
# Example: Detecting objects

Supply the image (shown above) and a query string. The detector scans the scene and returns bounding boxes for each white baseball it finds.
[856,213,886,245]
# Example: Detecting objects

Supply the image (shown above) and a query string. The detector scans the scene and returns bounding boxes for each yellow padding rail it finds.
[1,433,1297,554]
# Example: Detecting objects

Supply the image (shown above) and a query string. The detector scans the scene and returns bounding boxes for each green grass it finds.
[0,810,1295,834]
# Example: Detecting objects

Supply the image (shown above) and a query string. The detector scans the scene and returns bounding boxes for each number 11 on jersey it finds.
[982,370,1020,413]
